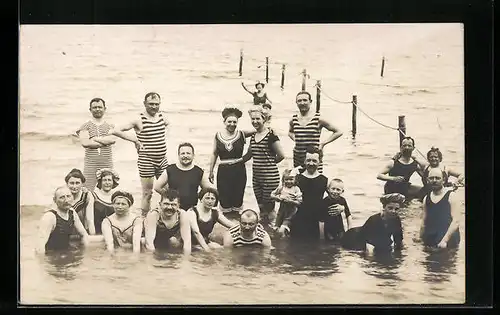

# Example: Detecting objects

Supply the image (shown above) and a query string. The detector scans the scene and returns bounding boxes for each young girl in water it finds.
[270,169,303,237]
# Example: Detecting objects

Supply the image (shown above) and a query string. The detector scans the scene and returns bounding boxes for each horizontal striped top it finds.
[135,113,167,157]
[78,120,114,161]
[291,112,321,151]
[250,131,279,175]
[229,224,267,247]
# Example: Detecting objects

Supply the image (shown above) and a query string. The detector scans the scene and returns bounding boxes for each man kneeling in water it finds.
[223,209,272,248]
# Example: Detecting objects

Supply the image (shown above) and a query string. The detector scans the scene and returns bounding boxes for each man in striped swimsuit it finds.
[111,92,169,216]
[288,91,343,173]
[223,209,272,248]
[77,98,118,191]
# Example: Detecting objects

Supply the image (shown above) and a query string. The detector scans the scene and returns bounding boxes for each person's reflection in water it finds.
[361,250,404,283]
[422,246,458,283]
[273,240,341,277]
[43,247,84,281]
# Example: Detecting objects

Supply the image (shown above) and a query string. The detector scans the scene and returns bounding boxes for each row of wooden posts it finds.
[238,50,405,145]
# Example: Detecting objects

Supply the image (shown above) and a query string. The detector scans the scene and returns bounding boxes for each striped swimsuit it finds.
[135,113,168,178]
[78,121,114,190]
[250,131,281,206]
[229,224,267,247]
[291,112,323,173]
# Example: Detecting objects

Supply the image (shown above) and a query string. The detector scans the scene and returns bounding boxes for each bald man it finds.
[223,209,271,248]
[36,186,89,254]
[420,168,461,249]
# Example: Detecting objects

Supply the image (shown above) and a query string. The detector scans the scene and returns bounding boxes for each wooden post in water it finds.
[280,64,285,90]
[238,49,243,76]
[352,95,358,138]
[315,80,321,113]
[380,56,385,77]
[398,115,406,146]
[301,69,307,91]
[265,57,269,83]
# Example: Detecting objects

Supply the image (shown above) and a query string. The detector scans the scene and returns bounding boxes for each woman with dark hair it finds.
[90,168,120,234]
[101,190,143,254]
[208,107,256,215]
[64,168,96,234]
[421,147,465,190]
[241,81,272,105]
[187,187,236,250]
[361,193,405,253]
[220,107,285,225]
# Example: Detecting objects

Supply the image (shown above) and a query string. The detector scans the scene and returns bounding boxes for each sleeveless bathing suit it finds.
[190,207,219,244]
[45,210,75,251]
[291,113,323,173]
[166,164,204,210]
[422,190,460,248]
[77,121,114,191]
[215,130,247,211]
[152,209,181,249]
[384,158,419,197]
[135,113,168,178]
[92,191,115,235]
[105,216,140,248]
[252,92,267,105]
[72,190,89,228]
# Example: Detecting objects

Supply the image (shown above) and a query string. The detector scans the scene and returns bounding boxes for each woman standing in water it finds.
[208,107,255,214]
[64,168,96,235]
[241,82,272,106]
[90,168,120,235]
[101,190,143,254]
[187,188,236,249]
[220,108,285,225]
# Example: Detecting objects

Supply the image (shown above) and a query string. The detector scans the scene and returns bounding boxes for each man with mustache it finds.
[36,186,90,254]
[223,209,272,248]
[111,92,169,216]
[377,136,424,200]
[154,142,213,211]
[419,168,461,249]
[76,98,117,191]
[288,91,343,173]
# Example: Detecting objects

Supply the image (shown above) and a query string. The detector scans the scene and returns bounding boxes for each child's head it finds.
[281,169,297,188]
[327,178,344,198]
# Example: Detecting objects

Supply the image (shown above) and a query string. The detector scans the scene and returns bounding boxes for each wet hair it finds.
[64,168,86,184]
[89,98,106,109]
[240,208,259,222]
[178,142,195,154]
[144,92,161,102]
[96,170,120,189]
[401,136,415,147]
[111,190,134,206]
[305,145,323,161]
[198,187,219,207]
[380,193,406,207]
[255,82,265,89]
[281,169,297,185]
[296,91,312,101]
[328,178,344,188]
[222,107,243,121]
[427,147,443,162]
[160,189,181,203]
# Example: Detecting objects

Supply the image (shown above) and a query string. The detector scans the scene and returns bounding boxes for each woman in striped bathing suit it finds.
[223,209,271,248]
[288,91,343,173]
[90,168,120,235]
[101,190,143,254]
[64,168,96,234]
[76,98,116,191]
[220,108,285,225]
[111,92,169,216]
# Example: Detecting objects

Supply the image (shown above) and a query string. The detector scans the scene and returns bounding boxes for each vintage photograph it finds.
[19,24,465,304]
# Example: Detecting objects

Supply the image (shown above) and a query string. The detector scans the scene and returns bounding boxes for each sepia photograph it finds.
[19,23,465,305]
